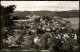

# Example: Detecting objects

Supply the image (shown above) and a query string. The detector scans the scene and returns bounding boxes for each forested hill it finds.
[55,10,79,18]
[12,11,31,17]
[12,10,79,19]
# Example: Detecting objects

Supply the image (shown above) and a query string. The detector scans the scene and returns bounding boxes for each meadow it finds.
[63,18,79,29]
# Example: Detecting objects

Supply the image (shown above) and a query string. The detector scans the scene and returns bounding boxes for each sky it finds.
[1,1,79,11]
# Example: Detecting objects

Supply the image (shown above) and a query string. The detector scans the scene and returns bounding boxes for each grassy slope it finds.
[63,18,79,29]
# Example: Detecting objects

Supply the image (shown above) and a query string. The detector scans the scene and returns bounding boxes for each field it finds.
[63,18,79,30]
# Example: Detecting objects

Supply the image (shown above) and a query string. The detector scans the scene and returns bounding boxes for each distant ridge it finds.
[12,10,79,19]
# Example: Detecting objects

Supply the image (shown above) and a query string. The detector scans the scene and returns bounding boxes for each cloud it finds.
[1,1,79,11]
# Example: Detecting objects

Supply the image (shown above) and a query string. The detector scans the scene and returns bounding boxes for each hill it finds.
[12,10,79,19]
[12,11,31,19]
[55,10,79,18]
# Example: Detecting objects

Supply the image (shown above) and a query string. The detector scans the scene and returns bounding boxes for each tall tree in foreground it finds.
[0,4,16,49]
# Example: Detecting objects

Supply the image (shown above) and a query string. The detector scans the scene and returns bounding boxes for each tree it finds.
[1,5,16,49]
[75,28,80,51]
[12,16,19,20]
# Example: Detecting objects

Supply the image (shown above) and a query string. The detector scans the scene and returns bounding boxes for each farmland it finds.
[63,18,79,29]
